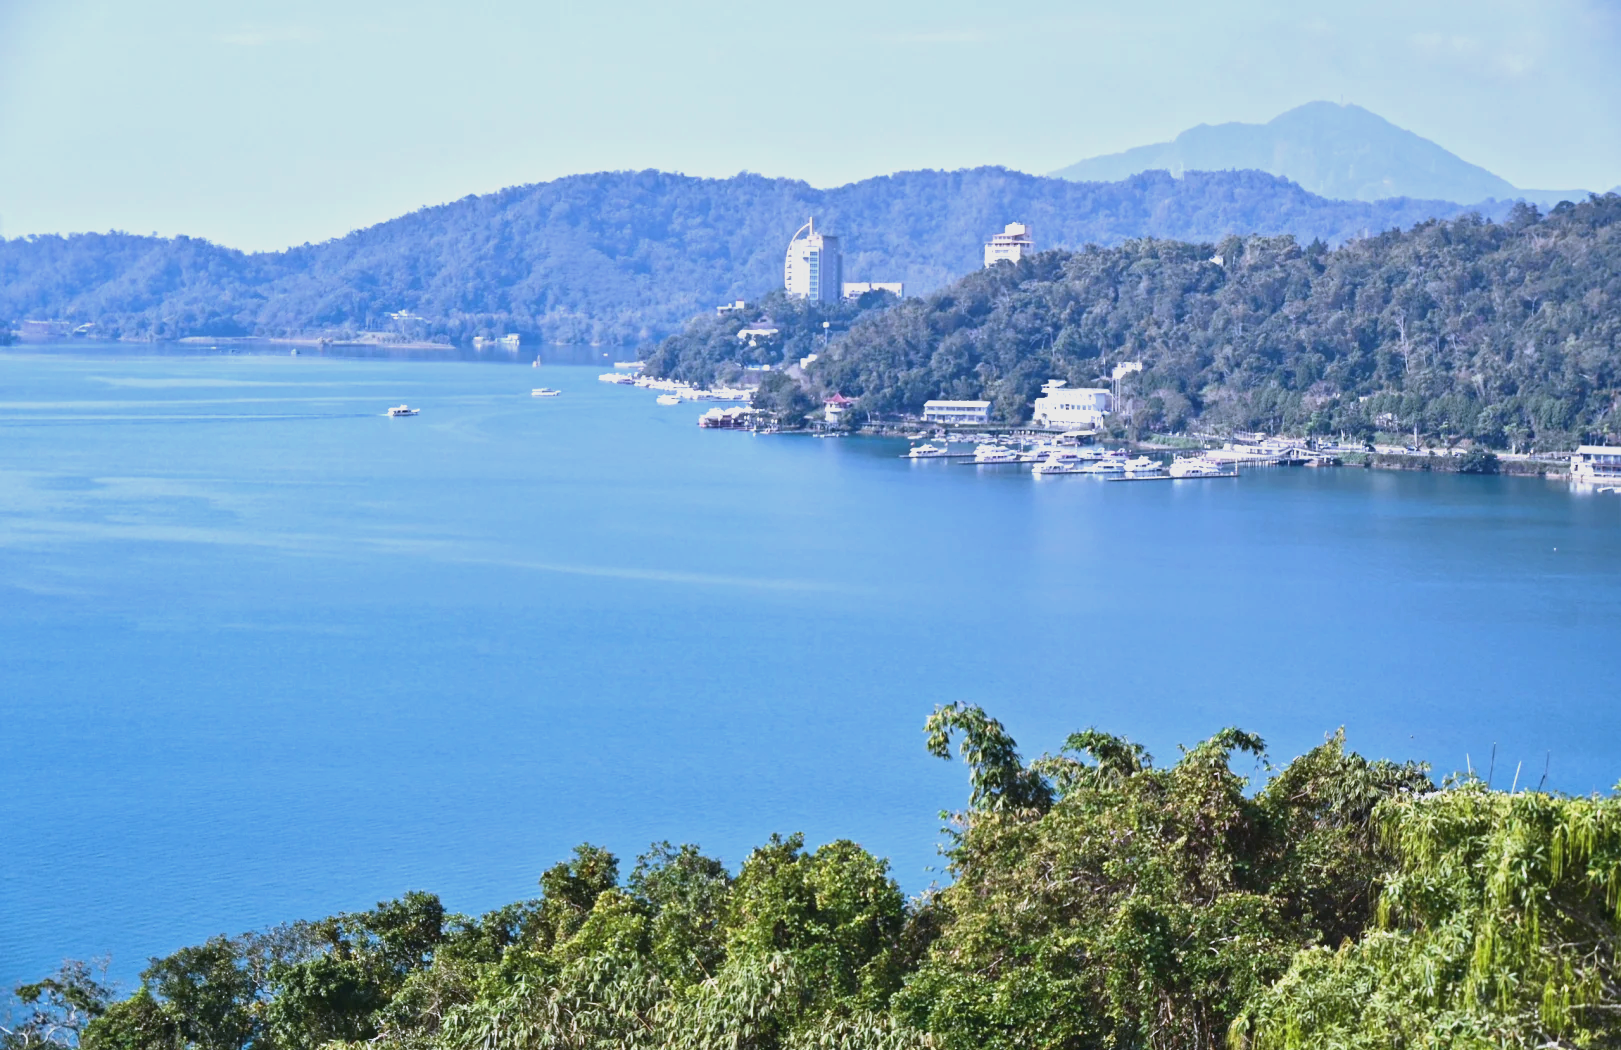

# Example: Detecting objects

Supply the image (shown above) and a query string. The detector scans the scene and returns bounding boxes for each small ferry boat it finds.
[387,405,419,417]
[532,388,561,397]
[973,443,1020,464]
[1169,456,1236,479]
[656,394,682,405]
[906,442,950,459]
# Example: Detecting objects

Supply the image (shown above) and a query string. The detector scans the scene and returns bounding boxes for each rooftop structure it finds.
[984,222,1034,267]
[923,399,992,425]
[842,281,903,300]
[716,299,747,315]
[785,218,842,302]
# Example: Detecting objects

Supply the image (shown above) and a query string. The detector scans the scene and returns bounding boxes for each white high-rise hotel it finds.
[784,218,843,302]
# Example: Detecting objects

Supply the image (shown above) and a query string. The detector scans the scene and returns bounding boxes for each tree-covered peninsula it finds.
[646,195,1621,450]
[11,706,1621,1050]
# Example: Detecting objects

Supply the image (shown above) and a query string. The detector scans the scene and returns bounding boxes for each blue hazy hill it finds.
[1052,102,1588,207]
[0,166,1506,348]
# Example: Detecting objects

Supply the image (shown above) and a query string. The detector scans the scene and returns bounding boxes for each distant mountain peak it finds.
[1052,102,1583,206]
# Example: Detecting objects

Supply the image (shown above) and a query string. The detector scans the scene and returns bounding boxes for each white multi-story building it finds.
[923,400,992,424]
[785,218,843,302]
[1031,381,1111,430]
[984,222,1034,267]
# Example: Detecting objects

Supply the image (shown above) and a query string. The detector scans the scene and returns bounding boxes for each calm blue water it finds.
[3,347,1620,992]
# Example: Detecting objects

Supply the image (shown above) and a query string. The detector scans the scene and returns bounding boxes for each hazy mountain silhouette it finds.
[1052,102,1588,206]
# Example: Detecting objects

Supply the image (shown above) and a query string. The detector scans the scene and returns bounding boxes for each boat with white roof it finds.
[973,443,1020,463]
[1169,456,1237,479]
[906,442,950,459]
[386,405,419,417]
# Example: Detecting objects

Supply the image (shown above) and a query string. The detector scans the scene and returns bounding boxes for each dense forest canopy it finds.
[665,195,1617,449]
[0,168,1504,348]
[11,706,1621,1050]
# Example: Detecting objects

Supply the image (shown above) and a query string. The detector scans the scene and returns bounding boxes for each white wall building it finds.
[984,222,1034,267]
[1031,381,1111,430]
[922,400,992,424]
[842,281,903,300]
[784,218,843,302]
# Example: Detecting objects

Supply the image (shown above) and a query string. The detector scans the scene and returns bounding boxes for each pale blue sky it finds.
[2,0,1618,251]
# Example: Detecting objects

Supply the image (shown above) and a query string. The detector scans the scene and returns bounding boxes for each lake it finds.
[2,346,1619,992]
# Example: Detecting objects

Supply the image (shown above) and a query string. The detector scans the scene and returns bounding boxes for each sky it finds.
[1,0,1619,251]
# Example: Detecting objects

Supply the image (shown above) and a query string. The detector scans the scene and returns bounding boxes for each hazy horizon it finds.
[3,0,1619,251]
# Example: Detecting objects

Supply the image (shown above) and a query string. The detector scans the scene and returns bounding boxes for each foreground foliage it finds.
[10,707,1621,1050]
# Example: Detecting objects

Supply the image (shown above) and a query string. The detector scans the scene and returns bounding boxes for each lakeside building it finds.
[842,281,903,300]
[923,399,992,424]
[823,394,854,425]
[984,222,1034,267]
[20,319,72,341]
[1570,445,1621,486]
[784,218,842,302]
[1031,380,1112,430]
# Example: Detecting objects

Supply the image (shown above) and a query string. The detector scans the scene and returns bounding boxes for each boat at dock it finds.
[906,442,950,459]
[973,443,1021,463]
[1032,457,1085,476]
[1080,456,1126,475]
[1169,456,1238,479]
[598,372,635,384]
[1122,456,1165,478]
[386,405,419,417]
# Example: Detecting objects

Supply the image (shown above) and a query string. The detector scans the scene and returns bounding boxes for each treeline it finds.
[0,168,1501,349]
[12,705,1621,1050]
[756,195,1621,449]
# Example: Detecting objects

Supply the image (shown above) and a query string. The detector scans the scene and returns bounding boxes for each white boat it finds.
[598,372,634,384]
[973,443,1020,463]
[1169,456,1234,478]
[1123,456,1164,477]
[532,388,561,397]
[656,394,682,405]
[1032,457,1084,475]
[907,442,950,459]
[386,405,419,417]
[1080,457,1126,475]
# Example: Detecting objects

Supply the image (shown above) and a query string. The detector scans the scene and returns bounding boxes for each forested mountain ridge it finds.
[774,195,1621,449]
[0,167,1505,348]
[14,706,1621,1050]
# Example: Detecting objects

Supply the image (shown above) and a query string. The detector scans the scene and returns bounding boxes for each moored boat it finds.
[1168,456,1236,478]
[906,442,950,459]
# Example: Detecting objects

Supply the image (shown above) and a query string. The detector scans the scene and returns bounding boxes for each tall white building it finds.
[784,218,843,302]
[984,222,1034,267]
